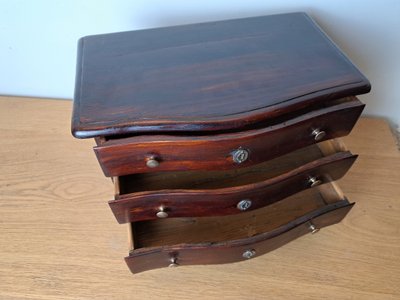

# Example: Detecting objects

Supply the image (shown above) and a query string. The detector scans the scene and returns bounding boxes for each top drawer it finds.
[94,97,364,176]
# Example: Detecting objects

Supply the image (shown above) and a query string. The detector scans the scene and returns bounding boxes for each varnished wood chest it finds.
[72,12,370,274]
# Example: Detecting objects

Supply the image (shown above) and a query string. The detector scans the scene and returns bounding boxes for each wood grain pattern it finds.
[110,144,357,223]
[94,97,364,176]
[1,96,399,299]
[131,185,345,246]
[126,199,354,274]
[72,12,370,138]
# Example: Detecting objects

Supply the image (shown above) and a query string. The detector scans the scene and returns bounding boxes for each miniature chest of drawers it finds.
[71,12,370,274]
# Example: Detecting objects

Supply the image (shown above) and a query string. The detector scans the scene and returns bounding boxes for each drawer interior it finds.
[129,181,346,250]
[117,139,348,196]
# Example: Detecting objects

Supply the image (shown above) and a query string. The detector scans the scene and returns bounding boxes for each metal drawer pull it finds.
[156,206,168,218]
[308,221,320,234]
[311,128,326,141]
[237,199,252,211]
[232,148,249,164]
[242,249,256,259]
[145,155,160,168]
[308,176,322,187]
[168,257,179,267]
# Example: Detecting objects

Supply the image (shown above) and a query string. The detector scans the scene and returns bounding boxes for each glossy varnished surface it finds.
[95,97,364,176]
[1,97,400,299]
[110,143,357,223]
[72,12,370,138]
[125,186,354,274]
[132,185,342,246]
[118,143,341,193]
[126,203,352,274]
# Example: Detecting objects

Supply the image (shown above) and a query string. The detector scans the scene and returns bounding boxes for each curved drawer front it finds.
[109,152,356,223]
[95,98,364,176]
[125,200,354,274]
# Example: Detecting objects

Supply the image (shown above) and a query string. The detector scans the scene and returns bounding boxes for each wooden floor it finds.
[1,96,399,300]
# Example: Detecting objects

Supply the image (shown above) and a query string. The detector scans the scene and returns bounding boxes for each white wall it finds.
[1,0,399,126]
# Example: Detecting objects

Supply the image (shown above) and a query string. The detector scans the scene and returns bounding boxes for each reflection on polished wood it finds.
[0,96,399,299]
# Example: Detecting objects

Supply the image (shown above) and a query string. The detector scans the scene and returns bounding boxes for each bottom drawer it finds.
[125,182,354,274]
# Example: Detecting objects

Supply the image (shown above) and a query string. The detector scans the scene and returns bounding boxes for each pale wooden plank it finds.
[0,96,399,300]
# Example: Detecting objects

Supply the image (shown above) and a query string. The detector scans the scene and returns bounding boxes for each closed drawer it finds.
[95,97,364,177]
[110,139,356,223]
[125,183,354,274]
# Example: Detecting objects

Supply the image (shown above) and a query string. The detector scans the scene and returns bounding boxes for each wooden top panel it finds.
[72,12,370,138]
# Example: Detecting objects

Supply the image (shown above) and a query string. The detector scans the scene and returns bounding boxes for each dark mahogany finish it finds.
[70,12,370,275]
[95,97,364,177]
[72,13,370,138]
[125,199,354,274]
[110,150,356,223]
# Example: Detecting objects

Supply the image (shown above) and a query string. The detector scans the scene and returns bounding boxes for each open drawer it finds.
[110,139,357,223]
[125,182,354,274]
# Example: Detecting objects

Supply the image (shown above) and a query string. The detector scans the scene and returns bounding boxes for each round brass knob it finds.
[308,176,322,187]
[311,128,326,141]
[156,206,168,218]
[242,249,256,259]
[237,199,252,211]
[146,155,159,168]
[232,148,249,164]
[168,257,179,267]
[308,221,319,234]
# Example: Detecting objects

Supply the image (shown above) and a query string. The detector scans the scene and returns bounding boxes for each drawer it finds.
[125,183,354,274]
[94,97,364,177]
[109,139,356,223]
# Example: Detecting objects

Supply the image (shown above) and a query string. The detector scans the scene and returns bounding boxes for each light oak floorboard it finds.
[0,96,399,299]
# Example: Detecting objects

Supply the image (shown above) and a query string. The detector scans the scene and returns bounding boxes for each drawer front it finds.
[125,200,354,274]
[95,99,364,177]
[110,152,356,223]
